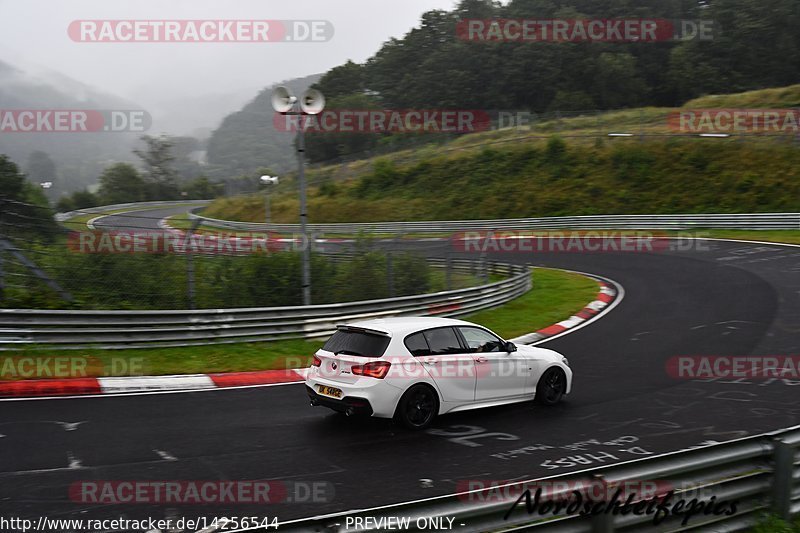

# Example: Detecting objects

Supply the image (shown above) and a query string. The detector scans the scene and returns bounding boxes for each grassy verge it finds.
[163,218,800,248]
[0,268,598,379]
[464,268,599,339]
[203,85,800,226]
[752,515,800,532]
[699,229,800,245]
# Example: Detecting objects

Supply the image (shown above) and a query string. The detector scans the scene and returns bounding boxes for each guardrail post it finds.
[592,511,615,533]
[0,241,4,302]
[772,438,795,520]
[445,252,452,291]
[386,250,394,297]
[589,474,615,533]
[184,218,202,310]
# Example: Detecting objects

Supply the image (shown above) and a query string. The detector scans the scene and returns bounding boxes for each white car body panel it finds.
[305,317,572,421]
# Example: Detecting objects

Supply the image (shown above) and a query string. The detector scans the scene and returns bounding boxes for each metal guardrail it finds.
[55,200,211,223]
[190,210,800,234]
[0,261,530,349]
[277,425,800,533]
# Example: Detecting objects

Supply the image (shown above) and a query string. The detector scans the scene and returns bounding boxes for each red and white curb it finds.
[509,279,618,345]
[0,369,309,398]
[0,274,619,399]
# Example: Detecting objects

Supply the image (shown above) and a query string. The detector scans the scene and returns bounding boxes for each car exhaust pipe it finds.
[345,407,355,417]
[310,398,319,406]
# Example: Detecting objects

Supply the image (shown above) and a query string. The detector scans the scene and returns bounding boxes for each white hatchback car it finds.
[305,317,572,429]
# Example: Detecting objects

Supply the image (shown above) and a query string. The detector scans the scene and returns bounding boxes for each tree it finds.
[25,151,57,183]
[56,189,100,212]
[315,60,365,98]
[304,93,383,163]
[134,135,180,200]
[97,163,146,204]
[0,154,57,239]
[183,176,224,199]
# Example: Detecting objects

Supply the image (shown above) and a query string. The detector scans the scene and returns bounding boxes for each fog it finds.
[0,0,458,135]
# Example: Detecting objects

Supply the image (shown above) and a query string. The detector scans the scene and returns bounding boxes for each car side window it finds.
[404,332,430,357]
[422,327,463,355]
[458,326,504,353]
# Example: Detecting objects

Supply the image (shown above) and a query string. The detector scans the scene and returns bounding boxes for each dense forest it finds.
[296,0,800,162]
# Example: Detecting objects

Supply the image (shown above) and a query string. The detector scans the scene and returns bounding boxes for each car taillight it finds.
[312,355,322,367]
[352,361,391,379]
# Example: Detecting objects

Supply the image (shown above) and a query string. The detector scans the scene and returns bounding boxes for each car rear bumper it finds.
[305,370,404,418]
[306,386,374,416]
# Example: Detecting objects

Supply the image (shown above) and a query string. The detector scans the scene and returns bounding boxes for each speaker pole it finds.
[272,85,324,307]
[297,125,311,306]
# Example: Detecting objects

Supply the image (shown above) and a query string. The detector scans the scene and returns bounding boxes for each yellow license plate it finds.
[318,385,342,399]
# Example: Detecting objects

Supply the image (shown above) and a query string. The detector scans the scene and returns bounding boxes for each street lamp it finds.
[260,175,279,223]
[271,86,326,306]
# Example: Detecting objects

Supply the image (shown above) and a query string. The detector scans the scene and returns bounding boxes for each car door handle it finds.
[423,358,438,365]
[475,357,489,363]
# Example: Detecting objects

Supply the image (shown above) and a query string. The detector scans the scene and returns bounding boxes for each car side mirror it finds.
[505,341,517,352]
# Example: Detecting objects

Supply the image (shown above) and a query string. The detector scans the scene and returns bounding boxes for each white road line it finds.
[0,380,303,402]
[85,215,104,230]
[98,374,216,394]
[67,451,82,469]
[55,421,86,432]
[154,449,178,461]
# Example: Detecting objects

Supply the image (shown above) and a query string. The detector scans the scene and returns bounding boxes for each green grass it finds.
[0,268,598,379]
[700,230,800,246]
[685,85,800,109]
[205,137,800,224]
[464,268,599,339]
[203,84,800,225]
[752,514,800,532]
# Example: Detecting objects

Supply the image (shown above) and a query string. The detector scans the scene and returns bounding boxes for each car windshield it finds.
[322,329,390,358]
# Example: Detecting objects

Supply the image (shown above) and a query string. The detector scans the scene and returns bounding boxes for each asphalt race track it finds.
[2,208,799,527]
[89,205,199,232]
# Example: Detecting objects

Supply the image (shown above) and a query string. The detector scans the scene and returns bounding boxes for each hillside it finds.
[203,84,800,223]
[0,59,143,192]
[204,73,322,178]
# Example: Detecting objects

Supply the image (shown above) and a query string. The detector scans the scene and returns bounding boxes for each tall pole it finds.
[297,126,311,306]
[272,85,323,307]
[0,240,4,302]
[264,188,271,224]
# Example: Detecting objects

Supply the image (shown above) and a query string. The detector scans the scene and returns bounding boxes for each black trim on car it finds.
[306,386,374,416]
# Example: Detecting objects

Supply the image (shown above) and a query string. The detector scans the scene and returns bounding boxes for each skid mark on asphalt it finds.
[55,421,86,432]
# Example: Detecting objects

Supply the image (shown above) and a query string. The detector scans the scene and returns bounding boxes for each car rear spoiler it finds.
[335,325,391,337]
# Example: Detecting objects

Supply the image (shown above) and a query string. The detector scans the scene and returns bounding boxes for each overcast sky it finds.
[0,0,459,132]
